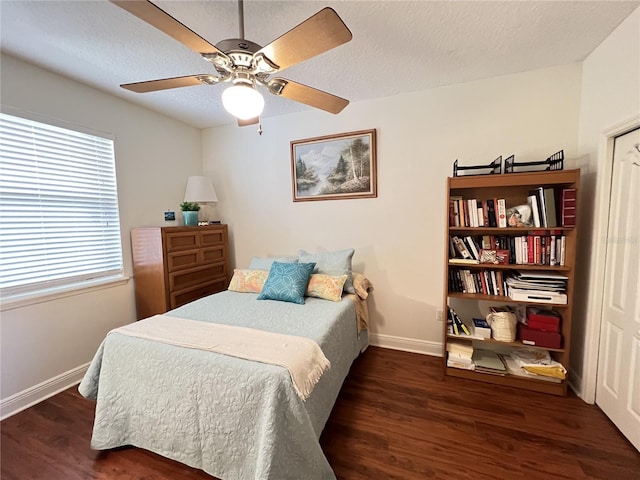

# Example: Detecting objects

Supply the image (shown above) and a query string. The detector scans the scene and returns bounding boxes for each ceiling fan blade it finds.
[256,7,352,72]
[268,78,348,114]
[110,0,223,56]
[121,75,211,93]
[237,117,260,127]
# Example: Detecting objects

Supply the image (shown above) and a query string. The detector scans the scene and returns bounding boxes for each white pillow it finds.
[248,256,298,270]
[298,248,355,294]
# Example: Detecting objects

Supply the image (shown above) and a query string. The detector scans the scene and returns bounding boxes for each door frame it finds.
[583,114,640,403]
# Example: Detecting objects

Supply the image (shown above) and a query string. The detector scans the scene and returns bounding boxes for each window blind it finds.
[0,112,124,299]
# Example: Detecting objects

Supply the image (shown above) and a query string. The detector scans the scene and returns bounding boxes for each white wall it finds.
[0,54,203,414]
[202,63,582,353]
[575,7,640,400]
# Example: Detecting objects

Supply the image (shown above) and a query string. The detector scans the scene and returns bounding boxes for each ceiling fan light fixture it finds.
[222,82,264,120]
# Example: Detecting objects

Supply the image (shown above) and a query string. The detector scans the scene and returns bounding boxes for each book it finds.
[461,200,468,227]
[543,187,558,227]
[447,359,475,370]
[529,187,547,227]
[446,340,474,358]
[472,349,507,372]
[450,195,462,226]
[470,199,479,227]
[464,236,481,260]
[472,318,491,339]
[447,353,473,365]
[452,236,472,259]
[486,199,498,227]
[527,194,541,228]
[449,258,480,265]
[560,188,577,227]
[449,200,457,226]
[449,307,471,335]
[496,199,507,228]
[481,201,489,227]
[549,234,557,266]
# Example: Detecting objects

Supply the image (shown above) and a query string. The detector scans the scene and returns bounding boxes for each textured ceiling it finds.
[1,1,638,128]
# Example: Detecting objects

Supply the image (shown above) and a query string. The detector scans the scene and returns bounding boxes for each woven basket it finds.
[487,311,517,342]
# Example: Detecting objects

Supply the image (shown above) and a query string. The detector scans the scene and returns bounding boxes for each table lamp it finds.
[183,176,219,224]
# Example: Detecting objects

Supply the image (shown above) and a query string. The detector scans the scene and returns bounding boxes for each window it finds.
[0,111,124,302]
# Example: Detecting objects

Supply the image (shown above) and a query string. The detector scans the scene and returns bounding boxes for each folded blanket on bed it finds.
[345,294,369,334]
[111,315,330,400]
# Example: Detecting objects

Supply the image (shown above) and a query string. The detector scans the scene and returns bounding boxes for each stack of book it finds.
[472,349,507,376]
[449,197,507,228]
[518,307,562,349]
[527,186,577,228]
[450,188,576,230]
[449,268,506,296]
[506,270,568,304]
[450,235,481,262]
[513,233,566,266]
[446,341,474,370]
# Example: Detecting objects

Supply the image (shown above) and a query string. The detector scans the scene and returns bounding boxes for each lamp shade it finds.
[184,176,218,203]
[221,84,264,120]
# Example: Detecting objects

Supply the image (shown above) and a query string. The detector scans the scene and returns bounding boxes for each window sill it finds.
[0,275,130,312]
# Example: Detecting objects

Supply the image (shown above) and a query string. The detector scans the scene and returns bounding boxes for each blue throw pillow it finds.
[257,261,316,305]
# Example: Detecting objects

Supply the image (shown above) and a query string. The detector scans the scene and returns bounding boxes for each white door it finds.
[596,127,640,451]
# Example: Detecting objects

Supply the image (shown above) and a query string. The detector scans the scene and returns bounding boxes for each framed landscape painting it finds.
[291,129,377,202]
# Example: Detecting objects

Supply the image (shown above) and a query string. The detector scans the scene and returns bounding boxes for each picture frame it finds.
[291,129,377,202]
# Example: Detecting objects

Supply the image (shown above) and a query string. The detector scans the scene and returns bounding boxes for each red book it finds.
[519,324,562,349]
[527,308,561,332]
[482,200,489,227]
[449,200,456,226]
[561,188,577,227]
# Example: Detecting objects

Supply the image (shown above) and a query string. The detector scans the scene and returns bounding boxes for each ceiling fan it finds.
[110,0,353,127]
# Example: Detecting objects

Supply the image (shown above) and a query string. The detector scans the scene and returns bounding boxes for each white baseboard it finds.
[0,363,90,421]
[369,333,442,357]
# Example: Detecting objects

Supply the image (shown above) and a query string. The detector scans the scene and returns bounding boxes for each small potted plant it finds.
[180,202,200,226]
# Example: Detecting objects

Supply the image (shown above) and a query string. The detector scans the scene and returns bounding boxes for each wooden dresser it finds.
[131,224,230,320]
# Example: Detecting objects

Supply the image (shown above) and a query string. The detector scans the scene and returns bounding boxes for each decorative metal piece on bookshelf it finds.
[504,150,564,174]
[453,156,502,177]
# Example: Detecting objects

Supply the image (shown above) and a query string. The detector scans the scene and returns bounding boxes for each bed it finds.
[78,269,370,480]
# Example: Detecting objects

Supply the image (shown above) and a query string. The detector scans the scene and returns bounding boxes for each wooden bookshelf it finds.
[443,169,580,396]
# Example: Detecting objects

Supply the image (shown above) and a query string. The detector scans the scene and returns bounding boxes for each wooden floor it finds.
[2,347,638,480]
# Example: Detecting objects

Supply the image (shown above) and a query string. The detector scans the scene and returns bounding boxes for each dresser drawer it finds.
[169,262,227,292]
[170,278,228,309]
[201,229,225,247]
[202,245,226,264]
[167,245,227,272]
[167,249,200,271]
[165,231,199,251]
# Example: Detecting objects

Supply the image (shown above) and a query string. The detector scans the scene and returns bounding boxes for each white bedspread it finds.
[113,314,330,400]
